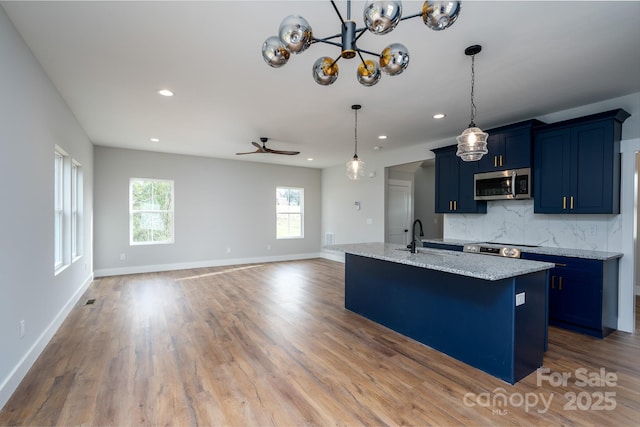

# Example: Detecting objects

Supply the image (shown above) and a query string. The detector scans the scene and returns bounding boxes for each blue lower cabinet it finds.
[344,254,547,384]
[521,253,618,338]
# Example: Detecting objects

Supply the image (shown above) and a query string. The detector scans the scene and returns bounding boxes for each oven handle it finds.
[511,170,517,198]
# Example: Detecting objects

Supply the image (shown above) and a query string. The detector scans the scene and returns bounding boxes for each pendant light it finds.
[456,44,488,162]
[262,1,461,87]
[346,104,365,180]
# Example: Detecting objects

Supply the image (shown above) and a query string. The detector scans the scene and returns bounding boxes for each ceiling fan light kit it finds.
[456,44,489,162]
[262,1,461,87]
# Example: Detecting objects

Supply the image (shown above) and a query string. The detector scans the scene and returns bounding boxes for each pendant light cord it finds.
[354,106,359,158]
[469,54,477,127]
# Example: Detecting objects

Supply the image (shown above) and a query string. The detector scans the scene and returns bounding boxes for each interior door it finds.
[387,179,412,245]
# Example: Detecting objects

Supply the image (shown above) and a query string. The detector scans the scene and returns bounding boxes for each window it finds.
[130,178,174,245]
[71,160,83,259]
[276,187,303,239]
[54,150,65,270]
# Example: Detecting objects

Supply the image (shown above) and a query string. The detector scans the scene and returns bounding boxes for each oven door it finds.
[474,168,531,200]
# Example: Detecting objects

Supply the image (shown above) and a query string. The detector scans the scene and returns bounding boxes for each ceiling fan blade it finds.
[235,149,261,155]
[251,141,262,149]
[266,148,300,155]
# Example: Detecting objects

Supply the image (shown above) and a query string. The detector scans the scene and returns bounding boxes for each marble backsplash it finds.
[444,199,622,253]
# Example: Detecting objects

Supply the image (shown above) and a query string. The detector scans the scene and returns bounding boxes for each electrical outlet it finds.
[120,253,126,261]
[226,247,231,253]
[516,292,526,306]
[19,320,25,338]
[266,244,271,251]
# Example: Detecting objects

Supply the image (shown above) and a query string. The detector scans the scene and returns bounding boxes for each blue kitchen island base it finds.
[345,253,548,384]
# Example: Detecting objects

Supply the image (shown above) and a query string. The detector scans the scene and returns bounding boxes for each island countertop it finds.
[421,238,623,261]
[326,242,555,281]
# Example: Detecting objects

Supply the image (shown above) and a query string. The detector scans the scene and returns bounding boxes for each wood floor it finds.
[1,258,639,426]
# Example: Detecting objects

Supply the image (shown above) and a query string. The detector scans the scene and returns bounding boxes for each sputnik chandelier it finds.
[262,1,462,87]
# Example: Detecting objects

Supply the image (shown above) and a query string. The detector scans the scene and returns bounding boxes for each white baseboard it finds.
[0,273,94,411]
[321,249,345,263]
[93,252,325,278]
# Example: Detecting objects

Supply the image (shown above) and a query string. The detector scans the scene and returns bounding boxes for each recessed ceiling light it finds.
[150,138,159,142]
[307,158,314,161]
[378,135,387,140]
[433,113,446,119]
[157,89,174,97]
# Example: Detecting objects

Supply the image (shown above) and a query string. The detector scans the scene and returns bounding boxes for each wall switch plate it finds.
[516,292,526,306]
[19,320,25,338]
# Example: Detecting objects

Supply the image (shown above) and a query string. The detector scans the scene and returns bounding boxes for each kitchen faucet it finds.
[410,219,424,254]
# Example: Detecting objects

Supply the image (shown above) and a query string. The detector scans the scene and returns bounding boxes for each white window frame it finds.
[71,160,83,260]
[54,149,65,271]
[276,186,304,239]
[129,178,175,245]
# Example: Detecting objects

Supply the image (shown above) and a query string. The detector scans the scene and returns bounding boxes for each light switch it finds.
[515,292,525,306]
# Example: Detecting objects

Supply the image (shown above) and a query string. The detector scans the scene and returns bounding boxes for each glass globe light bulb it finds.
[379,43,409,76]
[312,57,339,86]
[363,1,402,35]
[357,59,381,87]
[279,15,313,54]
[422,1,461,31]
[262,36,290,68]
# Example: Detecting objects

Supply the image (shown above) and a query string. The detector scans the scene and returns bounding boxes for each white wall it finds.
[0,7,94,409]
[93,146,321,276]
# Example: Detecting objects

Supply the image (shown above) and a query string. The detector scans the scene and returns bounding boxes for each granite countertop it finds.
[326,242,554,281]
[421,239,623,261]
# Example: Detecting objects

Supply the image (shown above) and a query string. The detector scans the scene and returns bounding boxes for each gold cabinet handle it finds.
[494,156,498,167]
[499,155,503,167]
[559,276,563,291]
[449,200,453,211]
[570,196,574,210]
[453,200,457,211]
[551,276,555,289]
[563,196,567,210]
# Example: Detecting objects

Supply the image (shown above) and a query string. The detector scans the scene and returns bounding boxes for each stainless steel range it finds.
[463,243,521,258]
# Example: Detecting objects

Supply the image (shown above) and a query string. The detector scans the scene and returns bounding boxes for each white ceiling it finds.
[3,1,640,168]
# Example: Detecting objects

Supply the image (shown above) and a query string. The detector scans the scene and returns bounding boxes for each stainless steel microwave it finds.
[474,168,532,200]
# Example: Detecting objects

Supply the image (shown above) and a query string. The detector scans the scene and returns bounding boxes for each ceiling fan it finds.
[236,137,300,156]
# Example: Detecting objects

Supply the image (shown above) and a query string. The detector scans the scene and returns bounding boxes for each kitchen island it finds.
[327,243,555,384]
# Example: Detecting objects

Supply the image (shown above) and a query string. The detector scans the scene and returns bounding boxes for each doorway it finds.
[387,179,412,245]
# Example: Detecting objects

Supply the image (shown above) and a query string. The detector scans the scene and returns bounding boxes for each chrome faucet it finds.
[410,219,425,253]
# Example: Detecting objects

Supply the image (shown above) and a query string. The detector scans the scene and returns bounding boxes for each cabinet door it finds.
[434,148,458,213]
[522,253,604,331]
[478,133,503,171]
[570,121,616,213]
[534,128,571,213]
[551,265,602,329]
[502,128,531,170]
[456,157,484,213]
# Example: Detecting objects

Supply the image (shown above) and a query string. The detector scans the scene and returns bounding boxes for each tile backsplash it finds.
[444,199,622,253]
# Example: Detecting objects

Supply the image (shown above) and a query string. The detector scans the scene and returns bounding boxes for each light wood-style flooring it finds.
[1,258,639,426]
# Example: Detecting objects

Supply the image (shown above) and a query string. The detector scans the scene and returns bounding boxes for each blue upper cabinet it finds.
[477,120,544,173]
[534,109,630,214]
[433,146,487,214]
